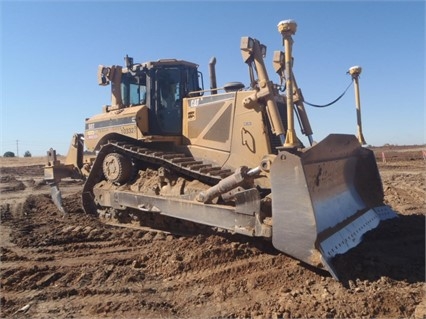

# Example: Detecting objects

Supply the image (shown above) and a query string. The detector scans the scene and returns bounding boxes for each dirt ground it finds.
[0,146,425,319]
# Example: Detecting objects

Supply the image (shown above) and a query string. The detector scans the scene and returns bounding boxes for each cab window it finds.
[121,73,147,106]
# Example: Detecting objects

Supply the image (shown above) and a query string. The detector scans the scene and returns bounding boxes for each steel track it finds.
[82,140,233,216]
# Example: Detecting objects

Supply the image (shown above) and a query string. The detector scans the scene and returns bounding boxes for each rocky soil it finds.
[0,147,425,318]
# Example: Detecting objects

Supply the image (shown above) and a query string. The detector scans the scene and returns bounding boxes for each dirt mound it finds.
[0,175,26,192]
[0,164,44,176]
[0,157,425,318]
[333,214,425,284]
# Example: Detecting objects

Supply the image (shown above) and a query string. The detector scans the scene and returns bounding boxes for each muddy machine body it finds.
[45,20,396,280]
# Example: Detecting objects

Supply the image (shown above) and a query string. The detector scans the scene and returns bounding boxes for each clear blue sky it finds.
[1,1,425,156]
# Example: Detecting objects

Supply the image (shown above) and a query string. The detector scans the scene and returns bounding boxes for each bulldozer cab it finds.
[99,58,201,137]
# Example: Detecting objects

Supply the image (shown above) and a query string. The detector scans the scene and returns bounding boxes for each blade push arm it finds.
[240,37,286,145]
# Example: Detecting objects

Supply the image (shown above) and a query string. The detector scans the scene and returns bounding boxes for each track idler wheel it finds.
[102,152,132,184]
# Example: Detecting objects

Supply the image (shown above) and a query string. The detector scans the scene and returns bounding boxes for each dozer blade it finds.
[270,134,397,280]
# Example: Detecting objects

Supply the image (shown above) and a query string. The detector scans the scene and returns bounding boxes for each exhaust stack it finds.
[209,57,218,95]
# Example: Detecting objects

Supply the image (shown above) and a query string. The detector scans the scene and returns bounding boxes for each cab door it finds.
[152,67,183,135]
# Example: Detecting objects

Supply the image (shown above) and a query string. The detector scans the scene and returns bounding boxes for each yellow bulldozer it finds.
[45,20,396,280]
